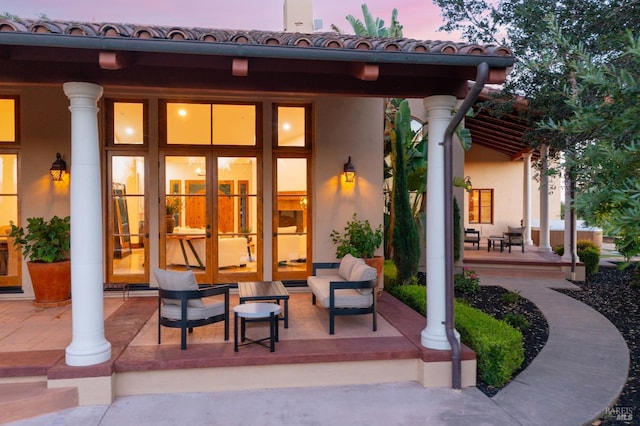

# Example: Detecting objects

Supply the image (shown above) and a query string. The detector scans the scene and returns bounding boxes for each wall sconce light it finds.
[464,176,472,191]
[343,156,356,182]
[50,153,67,181]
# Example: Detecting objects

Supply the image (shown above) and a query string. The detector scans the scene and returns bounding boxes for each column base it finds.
[65,340,112,366]
[421,327,460,350]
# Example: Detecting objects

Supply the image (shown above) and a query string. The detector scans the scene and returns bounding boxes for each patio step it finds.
[473,267,567,279]
[0,382,78,423]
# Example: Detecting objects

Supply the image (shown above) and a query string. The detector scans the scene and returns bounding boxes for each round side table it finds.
[233,303,281,352]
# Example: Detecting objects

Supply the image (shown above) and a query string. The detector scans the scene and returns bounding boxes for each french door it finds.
[161,153,261,284]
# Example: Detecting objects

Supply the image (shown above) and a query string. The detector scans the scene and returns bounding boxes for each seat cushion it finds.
[338,254,363,280]
[307,275,373,309]
[349,262,377,295]
[153,268,204,308]
[161,301,225,321]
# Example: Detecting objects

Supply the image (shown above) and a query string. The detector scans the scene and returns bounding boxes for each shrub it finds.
[454,268,480,294]
[455,302,524,387]
[389,285,524,388]
[503,313,530,331]
[615,232,640,262]
[383,260,399,290]
[501,290,521,305]
[553,240,600,276]
[389,284,426,314]
[580,246,600,275]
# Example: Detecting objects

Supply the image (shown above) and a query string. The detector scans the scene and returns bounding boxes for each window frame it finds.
[469,188,494,224]
[0,95,20,145]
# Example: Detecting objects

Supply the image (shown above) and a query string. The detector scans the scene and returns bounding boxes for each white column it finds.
[63,82,112,366]
[562,173,578,263]
[421,95,458,350]
[522,152,533,245]
[538,144,552,252]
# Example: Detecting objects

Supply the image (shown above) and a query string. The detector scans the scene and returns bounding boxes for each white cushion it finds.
[349,262,377,282]
[307,275,373,309]
[349,262,377,295]
[338,254,363,280]
[153,268,204,308]
[161,301,225,321]
[508,226,524,234]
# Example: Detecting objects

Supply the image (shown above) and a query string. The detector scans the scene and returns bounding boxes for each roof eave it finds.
[0,31,516,70]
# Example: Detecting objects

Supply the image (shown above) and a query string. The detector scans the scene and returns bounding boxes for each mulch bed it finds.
[418,265,639,422]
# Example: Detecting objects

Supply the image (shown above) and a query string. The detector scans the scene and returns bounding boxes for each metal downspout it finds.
[442,62,489,389]
[570,178,576,279]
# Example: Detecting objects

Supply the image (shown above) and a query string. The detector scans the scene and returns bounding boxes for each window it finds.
[469,189,493,224]
[106,100,147,146]
[0,96,18,143]
[164,102,257,146]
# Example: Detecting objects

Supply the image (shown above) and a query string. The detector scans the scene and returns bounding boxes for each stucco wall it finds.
[464,143,562,239]
[313,97,384,262]
[14,86,72,297]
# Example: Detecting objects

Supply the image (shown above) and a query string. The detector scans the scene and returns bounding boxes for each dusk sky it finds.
[2,0,460,41]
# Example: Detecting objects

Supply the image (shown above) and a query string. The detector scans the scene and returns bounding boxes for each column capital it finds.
[63,82,103,101]
[423,95,457,116]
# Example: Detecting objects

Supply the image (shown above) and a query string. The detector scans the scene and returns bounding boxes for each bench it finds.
[307,254,377,335]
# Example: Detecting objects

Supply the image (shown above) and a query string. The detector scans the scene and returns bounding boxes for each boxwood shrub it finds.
[553,240,600,275]
[390,284,524,388]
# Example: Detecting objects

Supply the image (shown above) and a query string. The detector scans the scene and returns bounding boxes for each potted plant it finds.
[9,215,71,307]
[330,213,385,293]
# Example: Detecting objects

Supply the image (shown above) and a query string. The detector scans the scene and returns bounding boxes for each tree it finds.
[551,33,640,261]
[391,100,421,283]
[435,0,640,250]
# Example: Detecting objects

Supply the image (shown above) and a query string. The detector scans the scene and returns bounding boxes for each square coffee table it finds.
[238,281,290,328]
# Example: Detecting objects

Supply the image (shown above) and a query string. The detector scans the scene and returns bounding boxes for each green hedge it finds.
[455,301,524,387]
[553,240,600,275]
[390,284,524,388]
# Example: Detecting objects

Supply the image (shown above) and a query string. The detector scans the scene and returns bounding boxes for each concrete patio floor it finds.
[0,246,631,425]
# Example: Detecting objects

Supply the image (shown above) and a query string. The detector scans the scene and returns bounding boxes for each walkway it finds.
[484,271,629,425]
[7,273,630,426]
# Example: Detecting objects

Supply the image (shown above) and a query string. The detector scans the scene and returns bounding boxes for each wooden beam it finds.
[232,58,249,77]
[349,62,379,81]
[99,51,133,70]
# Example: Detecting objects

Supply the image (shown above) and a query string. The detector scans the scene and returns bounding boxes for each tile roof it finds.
[0,18,513,58]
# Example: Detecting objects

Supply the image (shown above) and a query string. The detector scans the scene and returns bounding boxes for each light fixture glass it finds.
[464,176,472,191]
[343,156,356,182]
[50,153,67,181]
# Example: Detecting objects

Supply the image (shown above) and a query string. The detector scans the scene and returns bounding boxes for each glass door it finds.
[216,156,260,283]
[162,154,261,284]
[162,154,212,282]
[273,157,310,280]
[107,154,148,284]
[0,153,19,287]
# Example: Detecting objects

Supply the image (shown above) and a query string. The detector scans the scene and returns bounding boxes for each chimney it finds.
[283,0,314,33]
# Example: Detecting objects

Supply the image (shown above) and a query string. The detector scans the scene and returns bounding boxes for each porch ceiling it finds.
[466,90,537,160]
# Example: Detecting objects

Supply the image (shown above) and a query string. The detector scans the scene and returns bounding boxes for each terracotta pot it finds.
[27,260,71,308]
[364,256,384,295]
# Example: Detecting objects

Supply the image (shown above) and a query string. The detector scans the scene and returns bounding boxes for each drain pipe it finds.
[442,62,489,389]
